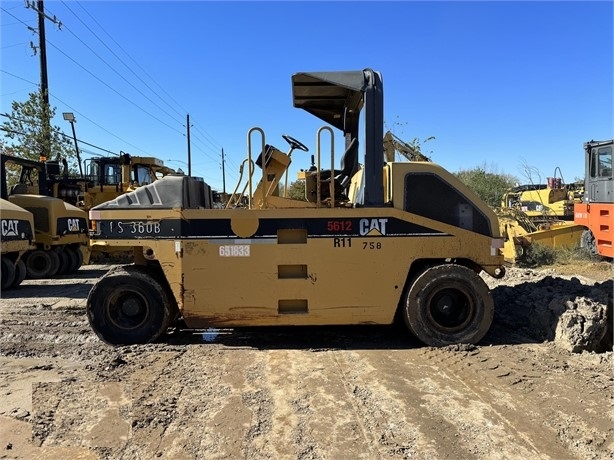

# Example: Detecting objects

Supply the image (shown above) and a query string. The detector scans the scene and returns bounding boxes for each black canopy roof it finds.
[291,69,384,206]
[291,71,367,132]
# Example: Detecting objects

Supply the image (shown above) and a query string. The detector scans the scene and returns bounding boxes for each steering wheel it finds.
[282,134,309,152]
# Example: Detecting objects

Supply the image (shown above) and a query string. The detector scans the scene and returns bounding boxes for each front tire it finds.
[404,264,493,346]
[87,267,175,345]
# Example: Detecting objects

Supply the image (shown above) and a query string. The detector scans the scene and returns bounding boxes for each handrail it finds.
[316,126,334,208]
[225,158,255,209]
[247,127,266,209]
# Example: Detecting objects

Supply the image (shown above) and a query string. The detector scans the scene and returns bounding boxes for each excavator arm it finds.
[383,130,432,163]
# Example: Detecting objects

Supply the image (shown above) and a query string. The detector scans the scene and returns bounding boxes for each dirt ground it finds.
[0,261,612,460]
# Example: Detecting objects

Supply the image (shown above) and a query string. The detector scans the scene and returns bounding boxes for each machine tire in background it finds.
[1,256,16,290]
[24,249,62,279]
[56,249,70,275]
[12,259,27,288]
[75,246,84,270]
[70,246,84,272]
[64,248,79,274]
[47,250,60,277]
[87,267,176,345]
[404,264,493,346]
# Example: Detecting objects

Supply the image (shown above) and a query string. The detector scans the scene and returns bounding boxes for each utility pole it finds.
[186,113,192,177]
[221,148,226,194]
[26,0,61,161]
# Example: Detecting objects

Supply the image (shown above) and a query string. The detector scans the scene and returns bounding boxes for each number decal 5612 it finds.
[327,220,352,232]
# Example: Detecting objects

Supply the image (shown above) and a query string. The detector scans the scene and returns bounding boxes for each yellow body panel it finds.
[8,194,89,247]
[94,192,503,329]
[0,199,35,255]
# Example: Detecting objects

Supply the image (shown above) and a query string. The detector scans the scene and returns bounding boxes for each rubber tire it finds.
[73,246,84,271]
[24,250,53,279]
[47,250,60,277]
[56,250,70,275]
[65,248,79,274]
[12,259,27,288]
[404,264,493,347]
[1,256,16,290]
[87,267,174,345]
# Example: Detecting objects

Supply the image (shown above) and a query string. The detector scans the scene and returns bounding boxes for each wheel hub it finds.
[429,289,471,330]
[122,298,143,317]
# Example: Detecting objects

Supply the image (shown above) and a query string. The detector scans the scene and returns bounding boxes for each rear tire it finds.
[1,256,16,290]
[87,267,175,345]
[404,264,493,346]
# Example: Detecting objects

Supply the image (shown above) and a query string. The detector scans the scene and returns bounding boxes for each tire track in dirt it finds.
[356,344,614,460]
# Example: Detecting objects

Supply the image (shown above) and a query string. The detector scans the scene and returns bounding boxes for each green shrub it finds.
[518,243,601,268]
[517,243,557,268]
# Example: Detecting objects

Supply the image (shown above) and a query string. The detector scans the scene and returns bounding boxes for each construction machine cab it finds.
[292,69,384,207]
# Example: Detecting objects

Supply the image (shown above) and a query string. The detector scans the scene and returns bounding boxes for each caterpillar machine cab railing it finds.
[87,69,506,346]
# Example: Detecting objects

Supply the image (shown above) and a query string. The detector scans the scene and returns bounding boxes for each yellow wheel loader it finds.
[0,198,35,290]
[87,69,506,347]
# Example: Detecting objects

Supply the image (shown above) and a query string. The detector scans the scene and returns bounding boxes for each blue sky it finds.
[1,1,612,191]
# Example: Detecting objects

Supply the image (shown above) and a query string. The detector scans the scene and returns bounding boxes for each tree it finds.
[1,91,74,164]
[453,166,518,208]
[280,179,307,201]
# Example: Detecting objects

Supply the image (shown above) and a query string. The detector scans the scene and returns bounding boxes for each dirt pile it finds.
[487,268,612,353]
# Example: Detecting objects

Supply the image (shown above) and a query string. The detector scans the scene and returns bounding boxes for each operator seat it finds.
[9,183,28,195]
[255,145,275,169]
[312,137,359,200]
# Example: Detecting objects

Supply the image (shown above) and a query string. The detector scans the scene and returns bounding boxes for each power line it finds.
[1,123,117,156]
[4,3,227,170]
[75,1,187,114]
[0,69,38,86]
[58,2,185,126]
[48,93,149,154]
[32,2,183,135]
[63,1,186,122]
[44,37,184,136]
[73,1,226,150]
[1,42,27,50]
[0,71,151,155]
[0,7,34,28]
